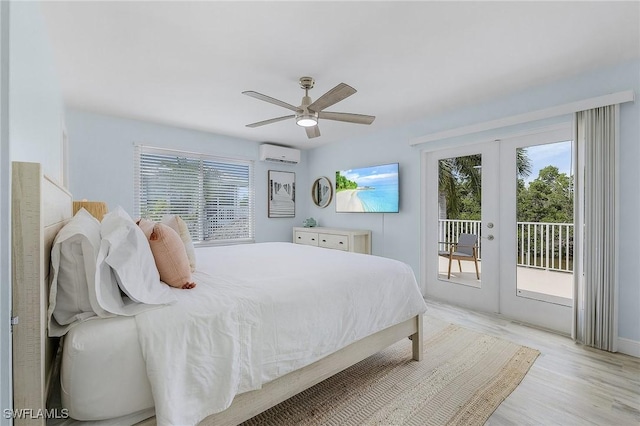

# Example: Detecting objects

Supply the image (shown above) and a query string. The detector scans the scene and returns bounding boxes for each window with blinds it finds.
[134,146,255,245]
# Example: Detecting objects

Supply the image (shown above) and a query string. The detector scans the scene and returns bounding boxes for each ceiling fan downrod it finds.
[297,76,317,126]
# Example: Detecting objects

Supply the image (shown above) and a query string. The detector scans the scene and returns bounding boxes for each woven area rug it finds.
[242,316,539,426]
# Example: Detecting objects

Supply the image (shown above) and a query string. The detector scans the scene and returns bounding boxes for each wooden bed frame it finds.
[12,162,71,426]
[11,161,423,426]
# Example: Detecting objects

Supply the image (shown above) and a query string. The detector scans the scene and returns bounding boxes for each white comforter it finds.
[135,242,427,426]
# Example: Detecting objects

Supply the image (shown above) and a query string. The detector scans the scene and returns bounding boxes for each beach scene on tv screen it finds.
[335,164,399,213]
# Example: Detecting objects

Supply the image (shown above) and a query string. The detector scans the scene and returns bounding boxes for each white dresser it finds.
[293,227,372,254]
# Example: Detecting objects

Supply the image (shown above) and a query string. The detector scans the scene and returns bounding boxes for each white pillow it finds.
[48,208,107,337]
[97,207,176,311]
[161,215,196,272]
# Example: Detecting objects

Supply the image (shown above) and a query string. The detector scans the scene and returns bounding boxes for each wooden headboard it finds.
[11,162,72,425]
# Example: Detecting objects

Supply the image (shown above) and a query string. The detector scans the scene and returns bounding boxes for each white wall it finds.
[306,129,422,268]
[0,3,9,424]
[307,59,640,348]
[65,109,309,243]
[9,1,64,181]
[1,1,66,421]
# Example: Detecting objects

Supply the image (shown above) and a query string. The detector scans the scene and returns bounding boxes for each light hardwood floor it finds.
[424,299,640,425]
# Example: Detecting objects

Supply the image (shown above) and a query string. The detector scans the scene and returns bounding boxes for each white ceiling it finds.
[40,1,639,150]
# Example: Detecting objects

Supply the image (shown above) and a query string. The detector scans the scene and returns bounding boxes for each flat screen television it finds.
[335,163,399,213]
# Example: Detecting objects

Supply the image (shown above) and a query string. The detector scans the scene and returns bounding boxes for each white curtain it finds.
[574,105,618,352]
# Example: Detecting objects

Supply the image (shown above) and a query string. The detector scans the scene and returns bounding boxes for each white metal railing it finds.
[438,219,574,273]
[517,221,573,272]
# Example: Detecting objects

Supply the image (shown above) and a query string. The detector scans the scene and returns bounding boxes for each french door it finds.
[423,142,500,314]
[422,126,575,334]
[499,127,574,333]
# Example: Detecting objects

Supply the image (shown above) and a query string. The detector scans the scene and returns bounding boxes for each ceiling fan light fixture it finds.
[243,77,375,139]
[296,114,317,127]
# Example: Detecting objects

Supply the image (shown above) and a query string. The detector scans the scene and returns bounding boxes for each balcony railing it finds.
[438,219,574,273]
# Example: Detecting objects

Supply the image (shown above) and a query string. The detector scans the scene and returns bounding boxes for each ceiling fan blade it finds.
[305,125,321,139]
[318,111,375,125]
[242,91,299,112]
[246,115,295,128]
[308,83,356,112]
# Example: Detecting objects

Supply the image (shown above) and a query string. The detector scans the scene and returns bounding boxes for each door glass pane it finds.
[515,141,574,305]
[437,154,482,287]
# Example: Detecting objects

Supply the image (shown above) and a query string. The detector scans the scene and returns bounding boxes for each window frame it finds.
[134,145,255,246]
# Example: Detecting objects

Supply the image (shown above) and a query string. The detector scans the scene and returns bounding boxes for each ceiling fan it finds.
[243,76,375,139]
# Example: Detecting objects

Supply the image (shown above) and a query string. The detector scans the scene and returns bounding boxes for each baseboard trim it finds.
[617,337,640,358]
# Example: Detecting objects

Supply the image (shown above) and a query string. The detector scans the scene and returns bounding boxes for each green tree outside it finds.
[517,165,573,223]
[438,149,532,220]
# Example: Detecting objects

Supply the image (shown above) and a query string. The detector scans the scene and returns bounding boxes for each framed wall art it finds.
[268,170,295,218]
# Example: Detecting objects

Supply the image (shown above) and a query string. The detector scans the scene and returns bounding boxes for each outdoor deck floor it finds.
[438,257,573,299]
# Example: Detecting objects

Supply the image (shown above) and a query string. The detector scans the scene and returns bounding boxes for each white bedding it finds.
[61,316,153,420]
[62,242,427,425]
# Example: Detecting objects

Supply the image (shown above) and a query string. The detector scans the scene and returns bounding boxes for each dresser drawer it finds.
[292,227,371,254]
[319,233,349,251]
[294,231,319,246]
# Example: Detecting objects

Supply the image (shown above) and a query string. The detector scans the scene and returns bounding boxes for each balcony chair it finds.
[438,233,480,280]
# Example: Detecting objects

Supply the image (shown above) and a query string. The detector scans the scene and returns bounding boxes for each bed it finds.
[11,161,427,426]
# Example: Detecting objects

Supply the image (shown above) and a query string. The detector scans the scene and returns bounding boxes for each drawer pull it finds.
[322,239,327,242]
[311,238,315,241]
[297,236,301,239]
[339,241,344,244]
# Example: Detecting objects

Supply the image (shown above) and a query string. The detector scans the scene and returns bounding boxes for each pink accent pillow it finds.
[137,218,155,239]
[148,223,196,289]
[161,215,196,272]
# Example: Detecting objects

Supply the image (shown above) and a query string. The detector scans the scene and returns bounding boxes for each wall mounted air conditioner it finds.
[259,144,300,164]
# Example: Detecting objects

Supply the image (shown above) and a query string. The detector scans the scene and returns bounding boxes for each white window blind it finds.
[134,145,254,245]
